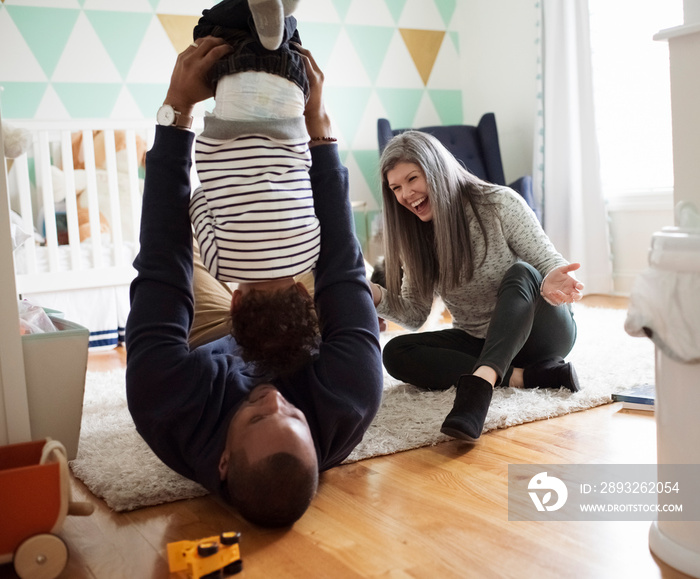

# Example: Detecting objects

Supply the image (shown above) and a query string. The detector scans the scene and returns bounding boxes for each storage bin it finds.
[626,202,700,577]
[21,316,89,461]
[647,222,700,578]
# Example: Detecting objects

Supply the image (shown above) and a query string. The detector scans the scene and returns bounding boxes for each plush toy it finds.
[69,130,146,243]
[1,121,32,159]
[43,164,110,245]
[70,130,147,172]
[248,0,301,50]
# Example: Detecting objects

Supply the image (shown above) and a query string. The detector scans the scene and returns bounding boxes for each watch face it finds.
[157,105,175,126]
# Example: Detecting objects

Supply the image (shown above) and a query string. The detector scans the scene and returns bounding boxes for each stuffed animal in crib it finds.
[68,130,147,243]
[1,121,32,159]
[47,165,111,244]
[70,130,147,173]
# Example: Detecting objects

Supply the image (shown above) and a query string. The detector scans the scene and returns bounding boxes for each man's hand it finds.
[540,263,584,306]
[293,43,333,145]
[163,36,232,118]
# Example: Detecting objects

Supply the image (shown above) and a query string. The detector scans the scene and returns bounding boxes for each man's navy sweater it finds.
[126,126,383,498]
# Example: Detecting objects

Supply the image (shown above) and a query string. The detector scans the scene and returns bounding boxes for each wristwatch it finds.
[156,104,193,129]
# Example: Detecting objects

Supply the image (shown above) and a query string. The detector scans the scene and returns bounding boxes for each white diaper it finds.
[213,71,305,121]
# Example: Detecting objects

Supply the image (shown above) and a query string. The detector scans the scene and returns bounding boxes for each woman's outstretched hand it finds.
[540,263,584,306]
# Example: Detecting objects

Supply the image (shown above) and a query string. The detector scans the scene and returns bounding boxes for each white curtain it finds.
[537,0,613,294]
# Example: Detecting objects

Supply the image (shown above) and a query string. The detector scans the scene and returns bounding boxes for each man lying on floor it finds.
[125,35,383,528]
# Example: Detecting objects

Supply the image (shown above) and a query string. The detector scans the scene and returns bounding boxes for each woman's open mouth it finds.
[411,196,428,214]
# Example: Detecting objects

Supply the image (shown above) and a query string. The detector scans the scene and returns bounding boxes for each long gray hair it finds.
[379,130,491,308]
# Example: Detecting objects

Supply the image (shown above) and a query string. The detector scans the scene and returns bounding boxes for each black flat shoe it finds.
[523,356,580,392]
[440,374,493,441]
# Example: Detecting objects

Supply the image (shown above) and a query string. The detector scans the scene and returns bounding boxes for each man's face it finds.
[219,384,317,479]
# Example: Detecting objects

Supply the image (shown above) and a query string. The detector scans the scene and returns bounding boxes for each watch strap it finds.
[158,104,193,129]
[172,110,193,129]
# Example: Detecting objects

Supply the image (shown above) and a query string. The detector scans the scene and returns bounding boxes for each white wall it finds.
[608,194,674,294]
[456,1,684,296]
[457,0,539,185]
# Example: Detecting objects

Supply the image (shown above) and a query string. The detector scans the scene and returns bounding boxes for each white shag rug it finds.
[70,304,654,512]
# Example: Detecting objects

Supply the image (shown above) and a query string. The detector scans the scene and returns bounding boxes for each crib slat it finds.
[60,129,83,270]
[103,129,124,267]
[14,154,38,273]
[37,131,59,273]
[80,130,104,269]
[124,129,142,246]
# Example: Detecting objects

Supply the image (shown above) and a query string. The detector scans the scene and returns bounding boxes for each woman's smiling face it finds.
[386,162,433,222]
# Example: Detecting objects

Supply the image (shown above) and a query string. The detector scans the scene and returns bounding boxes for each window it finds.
[588,0,683,200]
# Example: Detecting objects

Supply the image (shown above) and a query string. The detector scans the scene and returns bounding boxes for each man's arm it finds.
[291,47,383,469]
[125,38,236,482]
[127,36,234,406]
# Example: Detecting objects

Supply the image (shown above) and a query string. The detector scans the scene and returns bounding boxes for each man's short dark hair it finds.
[230,286,319,377]
[226,451,319,528]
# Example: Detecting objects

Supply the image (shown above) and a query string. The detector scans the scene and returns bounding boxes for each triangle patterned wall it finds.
[0,0,463,244]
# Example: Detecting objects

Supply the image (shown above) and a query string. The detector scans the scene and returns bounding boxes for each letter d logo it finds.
[528,471,568,512]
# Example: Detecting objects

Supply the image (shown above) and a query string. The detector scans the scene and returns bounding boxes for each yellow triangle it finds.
[158,14,200,54]
[399,29,445,86]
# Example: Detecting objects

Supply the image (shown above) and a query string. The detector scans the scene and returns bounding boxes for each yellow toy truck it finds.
[167,531,242,578]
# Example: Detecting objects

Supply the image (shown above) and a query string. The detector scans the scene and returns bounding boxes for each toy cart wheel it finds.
[197,541,219,557]
[13,534,68,579]
[224,559,244,575]
[219,531,240,546]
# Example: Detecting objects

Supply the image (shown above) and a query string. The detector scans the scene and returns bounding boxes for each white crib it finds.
[3,114,156,349]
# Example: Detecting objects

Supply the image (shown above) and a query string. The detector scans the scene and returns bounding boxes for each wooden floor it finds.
[1,295,691,579]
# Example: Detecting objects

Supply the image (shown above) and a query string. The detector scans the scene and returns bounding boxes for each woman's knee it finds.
[498,261,541,298]
[382,334,415,379]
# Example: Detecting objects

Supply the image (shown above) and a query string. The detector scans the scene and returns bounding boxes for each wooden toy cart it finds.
[0,438,94,579]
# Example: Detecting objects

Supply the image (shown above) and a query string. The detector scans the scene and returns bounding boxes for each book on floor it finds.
[612,383,655,411]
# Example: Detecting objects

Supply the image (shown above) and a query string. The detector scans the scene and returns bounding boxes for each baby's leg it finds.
[190,243,235,349]
[282,0,300,16]
[249,0,285,50]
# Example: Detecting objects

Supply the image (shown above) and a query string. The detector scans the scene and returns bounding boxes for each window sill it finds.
[606,189,674,213]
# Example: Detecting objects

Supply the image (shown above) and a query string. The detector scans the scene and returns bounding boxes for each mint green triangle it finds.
[353,149,382,207]
[6,7,79,79]
[429,89,463,125]
[0,82,47,119]
[330,0,352,21]
[375,88,423,130]
[297,22,342,73]
[435,0,458,28]
[345,25,394,84]
[128,83,170,118]
[384,0,408,23]
[449,30,460,54]
[325,86,372,145]
[53,83,122,118]
[148,0,160,10]
[85,11,153,80]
